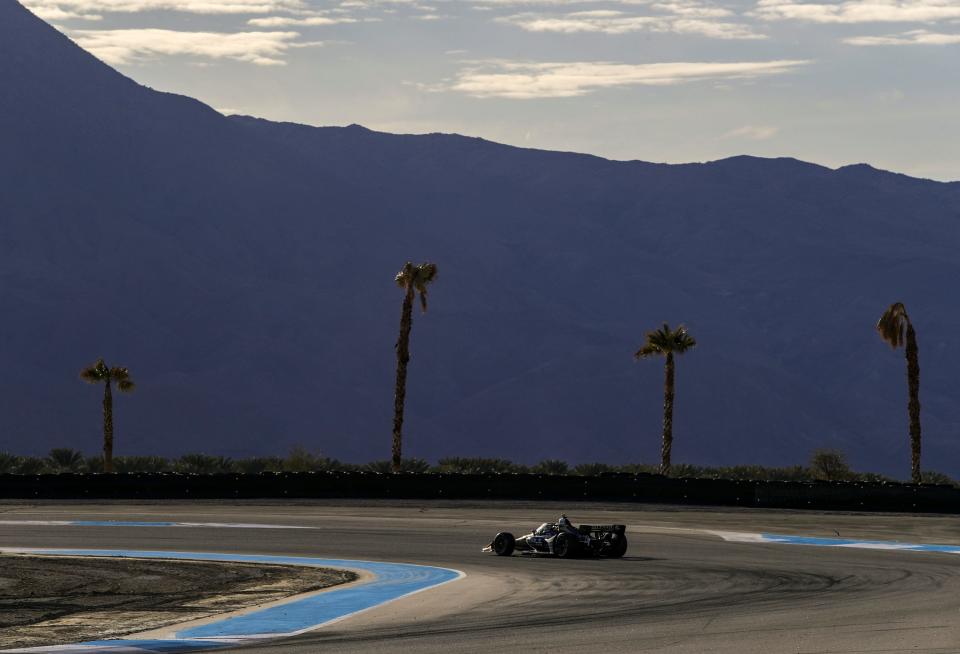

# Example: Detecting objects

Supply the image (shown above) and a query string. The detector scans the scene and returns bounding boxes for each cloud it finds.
[670,18,767,38]
[26,4,103,20]
[341,0,432,5]
[499,10,660,33]
[71,28,320,65]
[844,28,960,43]
[23,0,309,18]
[651,1,732,17]
[469,0,656,5]
[497,3,766,39]
[753,0,960,24]
[721,125,780,139]
[445,59,811,98]
[247,14,358,25]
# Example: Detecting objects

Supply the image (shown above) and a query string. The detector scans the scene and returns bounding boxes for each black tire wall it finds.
[0,472,957,513]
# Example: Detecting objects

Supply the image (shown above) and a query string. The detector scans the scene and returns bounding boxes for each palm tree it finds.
[46,448,85,473]
[877,302,922,484]
[635,323,696,475]
[80,359,135,473]
[391,261,438,473]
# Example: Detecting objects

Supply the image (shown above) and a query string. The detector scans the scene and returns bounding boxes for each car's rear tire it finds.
[493,532,515,556]
[554,532,578,558]
[606,533,628,558]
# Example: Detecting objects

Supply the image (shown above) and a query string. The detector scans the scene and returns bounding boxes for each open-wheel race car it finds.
[483,515,627,558]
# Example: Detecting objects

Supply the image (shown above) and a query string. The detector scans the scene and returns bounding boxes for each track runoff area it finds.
[2,502,960,653]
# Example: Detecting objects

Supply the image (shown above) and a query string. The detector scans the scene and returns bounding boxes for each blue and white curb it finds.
[0,549,464,653]
[709,529,960,554]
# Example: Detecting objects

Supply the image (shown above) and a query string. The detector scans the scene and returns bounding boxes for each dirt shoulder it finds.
[0,554,355,648]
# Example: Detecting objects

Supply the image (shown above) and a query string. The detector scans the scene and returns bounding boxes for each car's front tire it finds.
[553,532,578,558]
[493,532,515,556]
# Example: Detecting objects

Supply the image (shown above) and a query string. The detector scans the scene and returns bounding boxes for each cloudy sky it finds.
[25,0,960,180]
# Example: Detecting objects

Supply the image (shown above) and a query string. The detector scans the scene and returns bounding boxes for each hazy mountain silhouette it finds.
[2,1,959,475]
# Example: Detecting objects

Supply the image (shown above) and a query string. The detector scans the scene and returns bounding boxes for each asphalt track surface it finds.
[2,501,960,653]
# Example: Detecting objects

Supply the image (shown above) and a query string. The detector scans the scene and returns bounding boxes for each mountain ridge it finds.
[2,0,959,476]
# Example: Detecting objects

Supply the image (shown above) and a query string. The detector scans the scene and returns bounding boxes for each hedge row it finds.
[6,449,955,486]
[1,471,958,513]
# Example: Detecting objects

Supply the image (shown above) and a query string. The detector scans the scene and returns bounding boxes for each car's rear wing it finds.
[578,524,626,535]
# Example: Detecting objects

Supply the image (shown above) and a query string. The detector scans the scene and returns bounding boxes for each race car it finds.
[483,514,627,558]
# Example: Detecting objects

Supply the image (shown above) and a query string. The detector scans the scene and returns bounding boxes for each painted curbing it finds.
[0,549,464,653]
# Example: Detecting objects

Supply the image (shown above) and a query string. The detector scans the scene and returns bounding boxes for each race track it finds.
[2,500,959,653]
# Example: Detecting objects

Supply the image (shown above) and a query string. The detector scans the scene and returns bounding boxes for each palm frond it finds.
[398,261,437,311]
[672,326,697,353]
[416,262,438,284]
[79,368,101,383]
[79,359,108,383]
[635,323,696,358]
[634,343,661,359]
[117,379,136,393]
[110,367,131,381]
[395,261,415,288]
[877,302,909,349]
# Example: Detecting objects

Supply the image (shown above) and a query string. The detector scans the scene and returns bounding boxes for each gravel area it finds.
[0,554,355,648]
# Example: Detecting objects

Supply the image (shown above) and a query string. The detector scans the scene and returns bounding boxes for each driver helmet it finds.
[558,514,571,529]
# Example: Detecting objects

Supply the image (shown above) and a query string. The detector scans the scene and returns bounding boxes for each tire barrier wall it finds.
[0,472,957,513]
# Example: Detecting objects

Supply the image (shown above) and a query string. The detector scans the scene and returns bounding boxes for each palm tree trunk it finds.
[660,352,675,475]
[905,322,921,484]
[392,286,415,473]
[102,380,114,474]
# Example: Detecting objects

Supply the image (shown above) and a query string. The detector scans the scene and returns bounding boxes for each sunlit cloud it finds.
[497,2,765,39]
[670,18,767,37]
[499,10,659,34]
[247,14,358,25]
[652,1,732,17]
[721,125,780,139]
[26,4,103,20]
[23,0,309,18]
[498,10,767,39]
[72,28,320,65]
[469,0,656,5]
[753,0,960,23]
[845,28,960,43]
[445,59,811,98]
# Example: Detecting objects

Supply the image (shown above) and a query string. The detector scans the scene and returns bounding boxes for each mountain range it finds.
[2,0,959,476]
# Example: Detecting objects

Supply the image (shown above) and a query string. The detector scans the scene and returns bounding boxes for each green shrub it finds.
[572,462,616,476]
[668,463,711,478]
[809,449,853,481]
[283,446,344,472]
[45,448,86,473]
[84,455,104,473]
[113,456,171,473]
[708,465,810,481]
[614,463,658,475]
[365,458,430,473]
[434,457,527,474]
[921,471,958,487]
[0,452,21,474]
[14,456,47,475]
[531,459,569,475]
[235,456,285,474]
[763,465,813,482]
[174,453,233,474]
[853,471,896,484]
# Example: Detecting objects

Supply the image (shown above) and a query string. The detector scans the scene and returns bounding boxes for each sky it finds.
[23,0,960,181]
